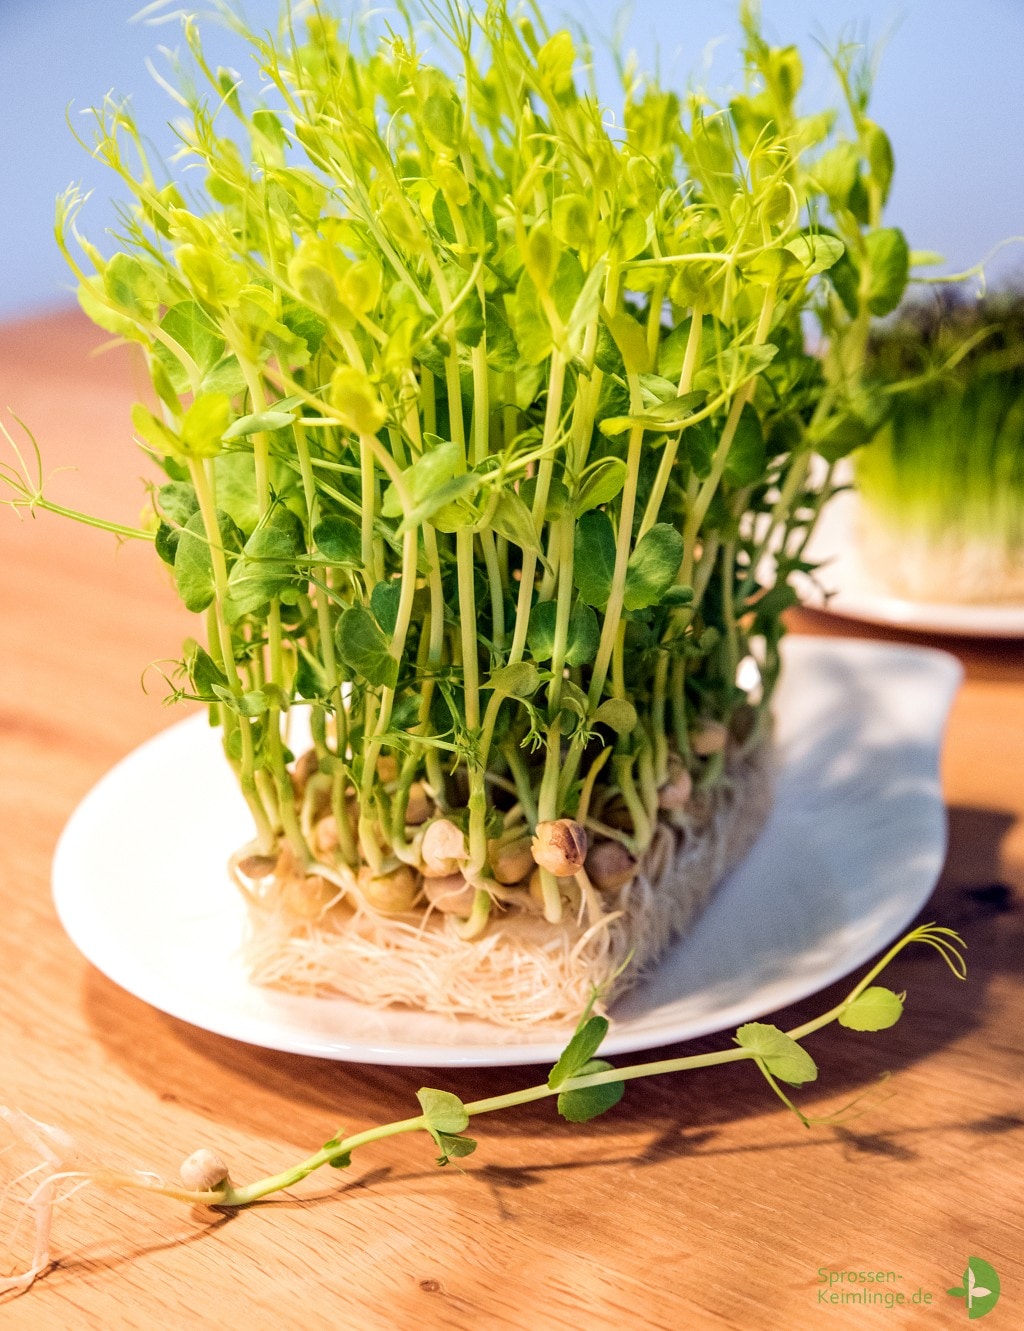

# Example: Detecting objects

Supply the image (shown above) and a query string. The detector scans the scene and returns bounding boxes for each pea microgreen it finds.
[1,0,927,956]
[855,290,1024,603]
[0,922,967,1294]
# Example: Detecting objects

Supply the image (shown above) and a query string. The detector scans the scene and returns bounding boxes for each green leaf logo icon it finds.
[947,1256,1001,1319]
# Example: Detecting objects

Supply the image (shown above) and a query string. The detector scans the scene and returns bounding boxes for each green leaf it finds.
[335,606,398,688]
[330,366,386,435]
[558,679,590,723]
[591,698,638,735]
[77,276,147,342]
[573,510,616,610]
[598,390,706,439]
[313,514,363,565]
[623,524,684,611]
[520,476,570,521]
[454,287,485,348]
[512,269,553,366]
[222,403,299,440]
[200,354,248,398]
[155,522,179,566]
[828,251,861,319]
[224,508,302,623]
[565,603,599,667]
[159,301,225,378]
[213,685,269,717]
[751,583,799,626]
[724,404,767,487]
[604,311,652,375]
[212,453,261,535]
[425,475,484,532]
[183,637,228,699]
[370,579,402,635]
[522,222,559,288]
[838,986,904,1032]
[157,482,198,527]
[416,1087,469,1135]
[816,410,876,463]
[282,302,327,357]
[432,1132,478,1167]
[181,392,231,459]
[734,1022,818,1086]
[104,252,159,320]
[422,91,463,152]
[527,601,558,661]
[550,250,586,323]
[557,1059,625,1123]
[527,602,598,667]
[295,645,330,701]
[785,233,845,276]
[810,141,861,207]
[864,121,895,203]
[173,509,241,613]
[382,440,461,519]
[682,418,716,479]
[694,342,778,394]
[132,403,180,458]
[484,661,541,698]
[549,1014,609,1087]
[574,457,627,513]
[484,300,519,371]
[864,227,910,316]
[490,490,541,554]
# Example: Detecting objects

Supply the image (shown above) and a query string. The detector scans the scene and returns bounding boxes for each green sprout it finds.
[855,290,1024,603]
[0,924,966,1294]
[2,0,922,1020]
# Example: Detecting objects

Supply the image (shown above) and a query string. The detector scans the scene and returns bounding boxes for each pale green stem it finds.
[637,299,705,542]
[681,286,777,587]
[587,406,645,710]
[188,459,274,850]
[508,352,567,664]
[204,926,957,1211]
[238,360,309,862]
[651,652,670,785]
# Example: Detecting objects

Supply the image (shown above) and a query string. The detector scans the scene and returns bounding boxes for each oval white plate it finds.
[803,488,1024,638]
[52,637,961,1067]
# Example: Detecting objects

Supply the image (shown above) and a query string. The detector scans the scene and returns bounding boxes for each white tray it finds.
[52,637,962,1067]
[803,488,1024,638]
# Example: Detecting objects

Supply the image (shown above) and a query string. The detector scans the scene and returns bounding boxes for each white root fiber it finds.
[239,742,774,1028]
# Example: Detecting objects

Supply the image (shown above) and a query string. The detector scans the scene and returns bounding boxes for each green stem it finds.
[189,459,274,851]
[201,925,962,1212]
[588,404,645,711]
[508,352,567,664]
[637,298,705,542]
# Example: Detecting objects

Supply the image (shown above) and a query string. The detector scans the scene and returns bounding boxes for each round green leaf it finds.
[838,986,904,1032]
[734,1022,818,1086]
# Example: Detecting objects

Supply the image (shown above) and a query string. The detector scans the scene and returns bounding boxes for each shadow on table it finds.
[80,804,1021,1176]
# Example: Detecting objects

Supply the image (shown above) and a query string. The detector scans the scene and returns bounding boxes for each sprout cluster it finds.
[53,1,909,945]
[856,290,1024,603]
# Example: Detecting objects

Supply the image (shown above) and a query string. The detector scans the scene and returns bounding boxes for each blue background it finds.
[2,0,1022,319]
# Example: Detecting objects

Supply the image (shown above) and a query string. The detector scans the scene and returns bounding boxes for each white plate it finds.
[803,487,1024,638]
[52,637,961,1067]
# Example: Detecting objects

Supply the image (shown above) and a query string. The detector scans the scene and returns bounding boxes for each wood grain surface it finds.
[1,311,1021,1330]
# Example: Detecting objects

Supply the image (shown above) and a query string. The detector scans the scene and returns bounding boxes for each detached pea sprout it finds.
[2,0,927,1022]
[0,925,966,1295]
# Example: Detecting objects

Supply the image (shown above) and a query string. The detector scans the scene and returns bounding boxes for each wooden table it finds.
[1,311,1021,1330]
